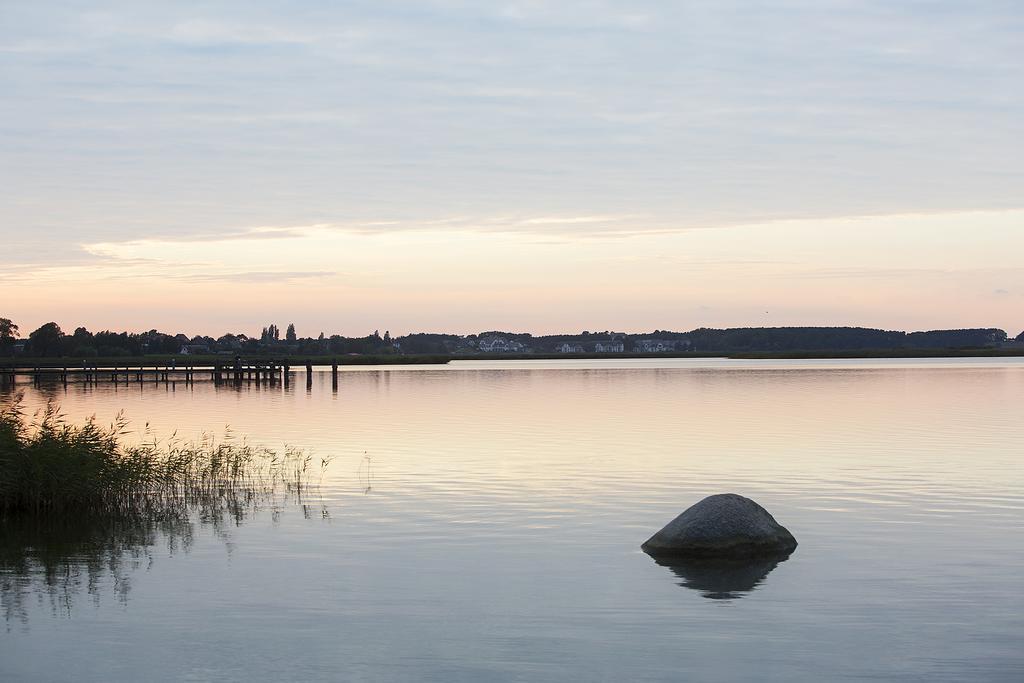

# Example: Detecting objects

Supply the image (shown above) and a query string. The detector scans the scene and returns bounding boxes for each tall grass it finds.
[0,398,326,518]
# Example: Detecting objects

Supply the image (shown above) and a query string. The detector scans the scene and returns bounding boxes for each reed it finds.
[0,398,326,517]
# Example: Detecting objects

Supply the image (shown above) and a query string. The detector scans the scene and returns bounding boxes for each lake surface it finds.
[2,358,1023,681]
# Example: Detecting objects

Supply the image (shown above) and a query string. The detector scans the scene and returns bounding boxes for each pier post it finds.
[306,359,313,389]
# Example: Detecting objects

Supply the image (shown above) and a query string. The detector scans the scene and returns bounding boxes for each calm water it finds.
[2,358,1023,682]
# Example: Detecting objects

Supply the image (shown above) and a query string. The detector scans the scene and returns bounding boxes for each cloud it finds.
[167,19,318,46]
[2,1,1024,338]
[83,227,314,256]
[790,266,1024,280]
[519,215,630,226]
[185,111,360,125]
[166,270,336,284]
[496,2,653,31]
[791,267,953,280]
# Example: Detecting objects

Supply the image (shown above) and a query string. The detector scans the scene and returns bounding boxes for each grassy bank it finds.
[725,347,1024,359]
[5,353,453,369]
[4,348,1022,370]
[452,347,1024,361]
[0,401,325,517]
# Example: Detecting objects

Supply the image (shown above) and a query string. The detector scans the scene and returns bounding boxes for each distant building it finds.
[634,339,685,353]
[477,336,526,353]
[594,341,624,353]
[556,343,584,353]
[179,344,211,355]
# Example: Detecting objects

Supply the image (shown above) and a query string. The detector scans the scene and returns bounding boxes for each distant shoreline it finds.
[456,348,1024,361]
[5,347,1024,369]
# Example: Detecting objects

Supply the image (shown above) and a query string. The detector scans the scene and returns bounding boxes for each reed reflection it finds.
[1,492,328,627]
[1,511,193,625]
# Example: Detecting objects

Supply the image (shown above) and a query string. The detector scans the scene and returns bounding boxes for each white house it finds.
[179,344,211,355]
[478,336,526,353]
[594,341,624,353]
[556,343,585,353]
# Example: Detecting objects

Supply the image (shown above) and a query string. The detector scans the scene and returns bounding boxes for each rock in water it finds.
[641,493,797,558]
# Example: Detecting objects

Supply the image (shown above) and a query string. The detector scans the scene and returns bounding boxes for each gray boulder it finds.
[641,493,797,558]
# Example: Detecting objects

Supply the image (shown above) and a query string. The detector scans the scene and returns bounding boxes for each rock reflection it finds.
[650,553,792,600]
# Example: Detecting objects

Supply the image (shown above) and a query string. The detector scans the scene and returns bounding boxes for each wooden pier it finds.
[0,359,344,388]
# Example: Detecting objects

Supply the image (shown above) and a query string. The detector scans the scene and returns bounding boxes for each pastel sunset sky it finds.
[2,1,1022,336]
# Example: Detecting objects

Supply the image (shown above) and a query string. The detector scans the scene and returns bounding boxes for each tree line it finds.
[0,319,405,358]
[0,316,1019,358]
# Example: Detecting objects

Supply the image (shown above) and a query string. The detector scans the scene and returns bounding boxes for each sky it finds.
[2,1,1022,337]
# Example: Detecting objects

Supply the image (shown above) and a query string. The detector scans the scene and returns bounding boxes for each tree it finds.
[286,323,297,343]
[28,322,64,357]
[0,318,18,342]
[0,317,18,356]
[383,330,391,345]
[260,324,280,343]
[68,327,96,356]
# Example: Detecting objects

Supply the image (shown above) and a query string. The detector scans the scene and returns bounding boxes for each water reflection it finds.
[1,494,327,627]
[2,360,1023,680]
[649,552,792,600]
[2,513,187,626]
